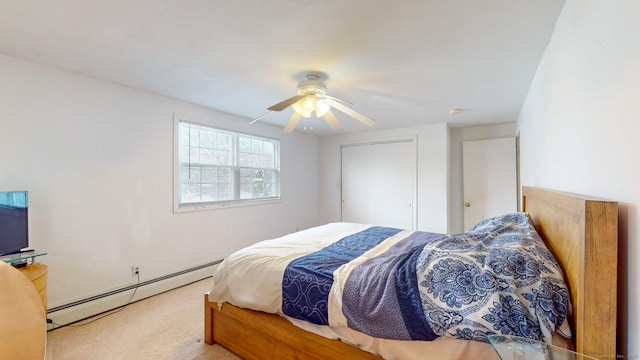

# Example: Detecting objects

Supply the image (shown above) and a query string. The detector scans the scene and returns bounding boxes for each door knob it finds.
[464,202,471,207]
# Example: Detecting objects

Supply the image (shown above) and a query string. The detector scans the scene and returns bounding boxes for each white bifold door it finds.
[341,139,416,230]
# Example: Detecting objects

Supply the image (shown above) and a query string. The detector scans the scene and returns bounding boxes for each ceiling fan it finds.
[250,74,375,132]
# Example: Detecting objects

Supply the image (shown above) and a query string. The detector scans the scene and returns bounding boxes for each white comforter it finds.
[209,222,371,314]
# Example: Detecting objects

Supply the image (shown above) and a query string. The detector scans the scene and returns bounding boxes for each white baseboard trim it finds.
[46,261,220,330]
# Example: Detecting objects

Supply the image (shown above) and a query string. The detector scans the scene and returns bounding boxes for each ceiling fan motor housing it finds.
[291,74,329,117]
[296,74,327,96]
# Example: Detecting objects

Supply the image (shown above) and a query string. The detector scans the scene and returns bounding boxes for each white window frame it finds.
[173,114,281,213]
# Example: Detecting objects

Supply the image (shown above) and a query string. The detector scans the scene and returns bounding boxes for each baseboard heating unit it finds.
[46,260,221,330]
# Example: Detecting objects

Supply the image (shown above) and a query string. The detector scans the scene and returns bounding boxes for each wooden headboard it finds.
[522,186,618,359]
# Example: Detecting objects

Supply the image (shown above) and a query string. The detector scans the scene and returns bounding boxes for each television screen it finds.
[0,191,29,256]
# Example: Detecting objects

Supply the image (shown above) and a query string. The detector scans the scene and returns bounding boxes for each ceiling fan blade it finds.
[283,112,301,133]
[323,110,341,129]
[268,95,307,111]
[249,110,273,124]
[319,94,353,105]
[330,101,375,127]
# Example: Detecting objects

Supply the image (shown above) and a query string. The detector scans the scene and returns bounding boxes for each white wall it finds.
[518,0,639,357]
[0,55,320,310]
[320,123,449,233]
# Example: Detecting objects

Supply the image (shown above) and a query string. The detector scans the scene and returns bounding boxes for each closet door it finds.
[341,140,415,230]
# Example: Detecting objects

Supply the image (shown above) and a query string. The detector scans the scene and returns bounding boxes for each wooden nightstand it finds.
[17,263,48,310]
[0,251,48,310]
[0,260,46,359]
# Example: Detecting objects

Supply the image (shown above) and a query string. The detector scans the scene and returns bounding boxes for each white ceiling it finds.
[0,0,564,135]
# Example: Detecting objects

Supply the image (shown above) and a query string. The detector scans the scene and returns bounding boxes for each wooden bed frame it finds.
[204,186,618,359]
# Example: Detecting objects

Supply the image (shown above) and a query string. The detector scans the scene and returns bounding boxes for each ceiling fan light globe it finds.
[301,110,312,118]
[315,98,330,117]
[292,101,303,114]
[303,98,316,111]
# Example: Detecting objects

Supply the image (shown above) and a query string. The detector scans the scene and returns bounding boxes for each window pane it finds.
[189,127,200,147]
[238,136,278,170]
[201,184,216,202]
[239,168,279,199]
[181,183,202,203]
[239,136,251,152]
[178,121,279,206]
[216,149,231,165]
[200,130,214,148]
[185,146,195,164]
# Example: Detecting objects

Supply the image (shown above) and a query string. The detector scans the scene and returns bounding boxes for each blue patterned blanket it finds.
[281,213,571,344]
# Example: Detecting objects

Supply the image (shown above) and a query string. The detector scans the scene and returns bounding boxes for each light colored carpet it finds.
[46,278,241,360]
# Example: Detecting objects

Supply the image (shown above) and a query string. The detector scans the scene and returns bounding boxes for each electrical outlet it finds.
[132,266,140,276]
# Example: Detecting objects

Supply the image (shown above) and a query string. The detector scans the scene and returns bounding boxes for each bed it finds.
[204,187,618,359]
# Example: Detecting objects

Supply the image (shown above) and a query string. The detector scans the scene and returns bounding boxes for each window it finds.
[175,118,280,211]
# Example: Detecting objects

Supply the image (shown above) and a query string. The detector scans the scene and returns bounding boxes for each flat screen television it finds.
[0,191,29,256]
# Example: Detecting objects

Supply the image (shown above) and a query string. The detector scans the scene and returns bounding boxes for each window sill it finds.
[173,198,282,213]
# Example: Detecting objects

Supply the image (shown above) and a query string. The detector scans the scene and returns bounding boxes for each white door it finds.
[463,137,517,230]
[341,140,415,230]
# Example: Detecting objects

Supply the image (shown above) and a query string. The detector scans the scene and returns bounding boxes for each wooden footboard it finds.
[204,293,382,359]
[204,293,214,345]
